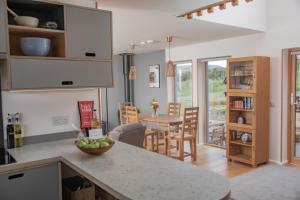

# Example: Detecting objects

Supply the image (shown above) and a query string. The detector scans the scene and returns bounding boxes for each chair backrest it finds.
[168,102,181,116]
[182,107,199,137]
[125,106,139,124]
[119,102,133,124]
[109,123,146,148]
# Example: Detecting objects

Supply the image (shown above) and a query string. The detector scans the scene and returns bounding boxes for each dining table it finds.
[139,113,183,155]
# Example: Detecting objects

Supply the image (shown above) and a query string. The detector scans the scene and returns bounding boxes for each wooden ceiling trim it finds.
[178,0,254,19]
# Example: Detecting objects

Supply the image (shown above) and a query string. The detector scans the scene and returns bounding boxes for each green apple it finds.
[99,141,110,148]
[103,137,114,144]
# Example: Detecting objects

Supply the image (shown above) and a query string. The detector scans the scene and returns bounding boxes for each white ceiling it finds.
[98,0,260,54]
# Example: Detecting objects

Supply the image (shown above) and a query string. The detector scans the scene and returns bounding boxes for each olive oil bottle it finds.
[13,113,24,148]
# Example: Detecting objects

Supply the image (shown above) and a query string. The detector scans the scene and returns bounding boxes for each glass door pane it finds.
[295,55,300,158]
[174,61,193,114]
[205,60,227,148]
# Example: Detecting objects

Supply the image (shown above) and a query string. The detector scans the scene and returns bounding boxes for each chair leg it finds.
[189,140,193,156]
[151,134,154,151]
[144,135,148,149]
[179,140,184,161]
[165,137,169,156]
[176,141,179,150]
[155,132,159,153]
[193,139,197,161]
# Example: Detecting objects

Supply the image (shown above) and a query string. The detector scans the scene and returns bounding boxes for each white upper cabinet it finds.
[2,0,113,89]
[66,6,112,61]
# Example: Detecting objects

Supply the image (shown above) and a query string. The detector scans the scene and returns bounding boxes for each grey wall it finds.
[134,50,166,113]
[102,55,124,130]
[103,50,166,131]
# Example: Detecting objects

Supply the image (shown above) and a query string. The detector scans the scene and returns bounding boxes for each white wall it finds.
[1,0,99,138]
[2,89,99,137]
[167,0,300,163]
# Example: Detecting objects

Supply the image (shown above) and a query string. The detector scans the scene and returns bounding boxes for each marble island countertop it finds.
[2,139,230,200]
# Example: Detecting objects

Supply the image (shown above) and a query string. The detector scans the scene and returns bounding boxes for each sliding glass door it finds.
[204,60,227,148]
[174,61,193,114]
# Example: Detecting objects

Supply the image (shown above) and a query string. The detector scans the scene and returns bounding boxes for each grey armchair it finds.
[109,123,146,148]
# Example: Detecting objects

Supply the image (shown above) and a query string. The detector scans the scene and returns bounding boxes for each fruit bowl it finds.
[75,137,115,155]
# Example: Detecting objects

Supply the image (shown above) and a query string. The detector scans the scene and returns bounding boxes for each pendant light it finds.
[129,44,137,80]
[166,35,175,77]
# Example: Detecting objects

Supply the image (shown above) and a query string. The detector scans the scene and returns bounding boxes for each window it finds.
[174,61,193,113]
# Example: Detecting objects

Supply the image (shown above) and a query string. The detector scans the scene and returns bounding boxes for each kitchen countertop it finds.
[2,139,230,200]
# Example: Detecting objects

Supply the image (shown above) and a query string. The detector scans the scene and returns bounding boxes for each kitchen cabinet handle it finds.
[8,173,24,180]
[61,81,74,86]
[85,52,96,57]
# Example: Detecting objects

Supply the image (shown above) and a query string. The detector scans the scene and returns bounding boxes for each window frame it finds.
[173,60,194,112]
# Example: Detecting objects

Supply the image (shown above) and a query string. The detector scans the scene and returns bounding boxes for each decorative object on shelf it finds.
[237,113,245,124]
[7,7,39,27]
[149,64,160,88]
[178,0,254,19]
[128,43,137,80]
[20,37,51,56]
[150,98,160,117]
[236,131,243,139]
[40,21,58,29]
[166,35,175,77]
[241,133,250,144]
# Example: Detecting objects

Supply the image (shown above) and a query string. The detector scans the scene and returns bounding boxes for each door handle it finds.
[85,52,96,57]
[61,81,74,86]
[8,173,24,180]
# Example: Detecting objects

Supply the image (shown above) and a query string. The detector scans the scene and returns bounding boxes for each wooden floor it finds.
[189,145,254,178]
[147,143,254,179]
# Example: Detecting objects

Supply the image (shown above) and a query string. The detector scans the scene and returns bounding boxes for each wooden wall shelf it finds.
[8,25,66,58]
[9,25,65,35]
[226,56,270,168]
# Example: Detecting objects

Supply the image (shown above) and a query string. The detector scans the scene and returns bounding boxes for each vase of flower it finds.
[150,98,159,118]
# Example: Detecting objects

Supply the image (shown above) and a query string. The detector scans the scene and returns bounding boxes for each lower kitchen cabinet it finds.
[0,163,60,200]
[3,58,113,90]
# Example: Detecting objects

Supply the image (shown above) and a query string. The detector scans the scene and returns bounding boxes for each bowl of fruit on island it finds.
[75,136,115,155]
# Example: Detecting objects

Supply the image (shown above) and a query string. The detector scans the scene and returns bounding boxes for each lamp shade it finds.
[165,60,175,77]
[129,65,137,80]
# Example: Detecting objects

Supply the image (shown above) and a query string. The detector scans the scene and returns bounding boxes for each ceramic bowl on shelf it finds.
[15,16,39,28]
[20,37,51,56]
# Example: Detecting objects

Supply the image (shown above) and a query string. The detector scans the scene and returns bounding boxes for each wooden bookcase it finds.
[226,56,270,167]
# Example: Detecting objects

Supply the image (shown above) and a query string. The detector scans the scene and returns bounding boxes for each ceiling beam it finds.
[178,0,253,19]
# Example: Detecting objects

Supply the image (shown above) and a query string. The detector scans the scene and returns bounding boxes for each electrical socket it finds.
[52,116,69,126]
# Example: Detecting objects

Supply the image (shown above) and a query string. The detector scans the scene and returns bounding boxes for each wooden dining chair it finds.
[168,102,181,116]
[165,107,199,161]
[125,106,139,124]
[119,102,132,124]
[125,106,159,152]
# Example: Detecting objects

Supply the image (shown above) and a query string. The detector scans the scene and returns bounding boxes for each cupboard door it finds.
[227,57,257,93]
[0,163,60,200]
[66,6,112,61]
[10,58,113,89]
[0,0,7,53]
